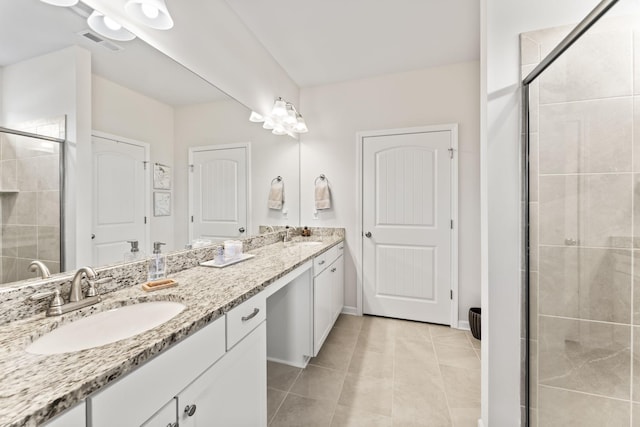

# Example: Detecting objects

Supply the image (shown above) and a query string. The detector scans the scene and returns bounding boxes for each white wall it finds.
[92,74,175,251]
[299,61,480,322]
[173,99,300,247]
[482,0,598,425]
[1,46,92,270]
[82,0,299,117]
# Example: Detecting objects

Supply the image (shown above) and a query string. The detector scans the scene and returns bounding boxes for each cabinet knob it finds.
[331,267,337,272]
[167,423,178,427]
[239,227,246,233]
[184,404,197,417]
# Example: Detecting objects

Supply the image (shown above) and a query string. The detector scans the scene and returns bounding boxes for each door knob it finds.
[364,232,372,238]
[239,227,246,233]
[91,234,95,240]
[184,404,197,417]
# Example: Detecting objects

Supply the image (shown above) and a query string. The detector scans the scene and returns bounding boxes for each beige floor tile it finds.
[289,364,346,402]
[338,373,393,416]
[356,329,395,355]
[334,314,364,331]
[450,408,480,427]
[440,365,481,409]
[348,347,394,380]
[394,319,432,340]
[435,344,481,370]
[361,315,398,334]
[392,376,451,427]
[538,385,629,426]
[268,361,302,392]
[324,325,360,349]
[395,336,437,362]
[270,394,336,427]
[330,404,392,427]
[465,332,481,349]
[310,341,355,372]
[431,327,473,349]
[394,355,442,387]
[268,387,287,424]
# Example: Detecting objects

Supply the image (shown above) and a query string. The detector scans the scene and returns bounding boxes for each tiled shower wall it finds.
[0,121,62,284]
[523,15,640,426]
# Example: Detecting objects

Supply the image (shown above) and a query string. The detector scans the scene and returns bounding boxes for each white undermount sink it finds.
[291,241,322,246]
[26,301,186,355]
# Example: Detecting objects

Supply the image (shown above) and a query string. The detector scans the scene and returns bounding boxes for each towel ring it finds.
[271,176,282,184]
[314,174,327,185]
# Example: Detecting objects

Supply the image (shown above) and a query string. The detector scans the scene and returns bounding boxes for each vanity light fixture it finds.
[39,0,79,7]
[88,10,136,41]
[125,0,174,30]
[249,97,309,137]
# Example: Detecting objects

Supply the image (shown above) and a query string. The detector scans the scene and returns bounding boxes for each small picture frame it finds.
[153,164,171,190]
[153,191,171,216]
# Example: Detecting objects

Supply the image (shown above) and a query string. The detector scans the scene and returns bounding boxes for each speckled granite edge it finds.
[0,234,344,427]
[0,228,344,325]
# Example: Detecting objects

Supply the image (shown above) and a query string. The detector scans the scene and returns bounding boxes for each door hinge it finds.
[144,216,147,224]
[191,216,194,223]
[189,164,194,172]
[450,290,453,300]
[143,161,148,170]
[450,219,454,229]
[448,148,454,159]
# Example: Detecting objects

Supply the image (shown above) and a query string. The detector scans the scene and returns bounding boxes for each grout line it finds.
[539,171,636,177]
[538,384,632,403]
[538,94,634,108]
[431,325,456,425]
[538,314,633,327]
[538,244,634,250]
[631,35,635,427]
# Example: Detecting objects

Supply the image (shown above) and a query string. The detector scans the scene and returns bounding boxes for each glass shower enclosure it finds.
[0,123,64,284]
[523,0,640,425]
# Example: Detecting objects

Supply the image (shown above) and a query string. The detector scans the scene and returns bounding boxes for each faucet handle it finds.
[86,277,112,297]
[29,288,64,316]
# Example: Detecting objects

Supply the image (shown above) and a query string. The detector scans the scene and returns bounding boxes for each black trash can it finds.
[469,307,481,340]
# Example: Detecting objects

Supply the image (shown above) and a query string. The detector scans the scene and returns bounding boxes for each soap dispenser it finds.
[124,240,144,263]
[148,241,167,281]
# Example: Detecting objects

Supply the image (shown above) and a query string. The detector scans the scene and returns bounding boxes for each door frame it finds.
[188,142,252,243]
[91,130,151,256]
[356,124,459,328]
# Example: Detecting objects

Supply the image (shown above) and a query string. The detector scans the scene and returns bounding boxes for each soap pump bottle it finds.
[148,241,166,280]
[124,240,144,263]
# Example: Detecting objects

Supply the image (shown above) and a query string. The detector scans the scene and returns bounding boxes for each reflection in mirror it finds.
[0,0,300,287]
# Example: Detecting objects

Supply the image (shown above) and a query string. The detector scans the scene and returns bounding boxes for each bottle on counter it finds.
[124,240,145,263]
[148,241,167,280]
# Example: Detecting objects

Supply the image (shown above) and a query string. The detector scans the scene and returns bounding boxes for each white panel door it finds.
[190,145,248,242]
[362,130,454,324]
[92,135,148,266]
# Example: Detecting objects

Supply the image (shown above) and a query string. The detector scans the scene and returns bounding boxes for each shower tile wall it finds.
[0,133,60,283]
[523,17,640,426]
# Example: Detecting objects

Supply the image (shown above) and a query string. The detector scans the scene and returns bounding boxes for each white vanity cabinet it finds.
[178,322,266,427]
[43,402,85,427]
[313,244,344,356]
[141,398,177,427]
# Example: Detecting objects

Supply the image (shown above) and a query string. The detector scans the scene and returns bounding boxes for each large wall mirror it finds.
[0,0,300,286]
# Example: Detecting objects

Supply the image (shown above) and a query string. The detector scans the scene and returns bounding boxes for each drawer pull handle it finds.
[338,246,344,250]
[184,404,197,417]
[168,423,178,427]
[242,308,260,321]
[331,267,337,272]
[318,260,326,265]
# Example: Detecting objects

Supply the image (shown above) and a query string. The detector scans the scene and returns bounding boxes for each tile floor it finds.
[267,314,481,427]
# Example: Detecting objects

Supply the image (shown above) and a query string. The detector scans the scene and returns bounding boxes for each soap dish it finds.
[142,279,178,292]
[200,253,256,268]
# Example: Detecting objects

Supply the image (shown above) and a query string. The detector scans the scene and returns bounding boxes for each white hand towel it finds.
[268,180,284,210]
[315,179,331,210]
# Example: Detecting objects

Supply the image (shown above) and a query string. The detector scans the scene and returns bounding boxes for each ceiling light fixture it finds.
[39,0,79,7]
[125,0,174,30]
[249,97,309,137]
[87,10,136,41]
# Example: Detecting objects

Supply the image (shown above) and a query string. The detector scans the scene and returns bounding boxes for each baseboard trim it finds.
[266,356,310,369]
[341,306,358,316]
[457,320,470,331]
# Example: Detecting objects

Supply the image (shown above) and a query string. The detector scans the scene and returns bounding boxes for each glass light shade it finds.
[294,114,308,133]
[40,0,79,6]
[125,0,174,30]
[272,124,287,135]
[87,11,136,41]
[271,99,287,118]
[283,104,297,125]
[249,111,264,122]
[262,117,275,130]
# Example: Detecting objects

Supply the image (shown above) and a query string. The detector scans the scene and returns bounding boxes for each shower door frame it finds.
[521,0,620,425]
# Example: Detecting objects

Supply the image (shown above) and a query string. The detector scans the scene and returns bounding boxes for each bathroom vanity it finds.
[0,230,345,427]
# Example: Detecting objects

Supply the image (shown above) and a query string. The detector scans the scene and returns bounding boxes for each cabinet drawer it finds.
[88,316,226,427]
[226,292,266,350]
[313,243,343,276]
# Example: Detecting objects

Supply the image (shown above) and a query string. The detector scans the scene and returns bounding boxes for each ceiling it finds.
[0,0,228,106]
[224,0,481,87]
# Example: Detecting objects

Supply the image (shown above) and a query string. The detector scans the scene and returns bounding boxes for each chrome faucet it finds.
[266,225,275,233]
[284,226,298,243]
[29,260,51,279]
[70,266,97,302]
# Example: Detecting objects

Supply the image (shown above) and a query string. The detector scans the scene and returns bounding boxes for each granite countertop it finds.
[0,236,343,427]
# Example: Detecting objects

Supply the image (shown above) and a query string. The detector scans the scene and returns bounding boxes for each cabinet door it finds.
[331,255,344,322]
[313,268,333,356]
[43,402,85,427]
[178,322,267,427]
[141,398,177,427]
